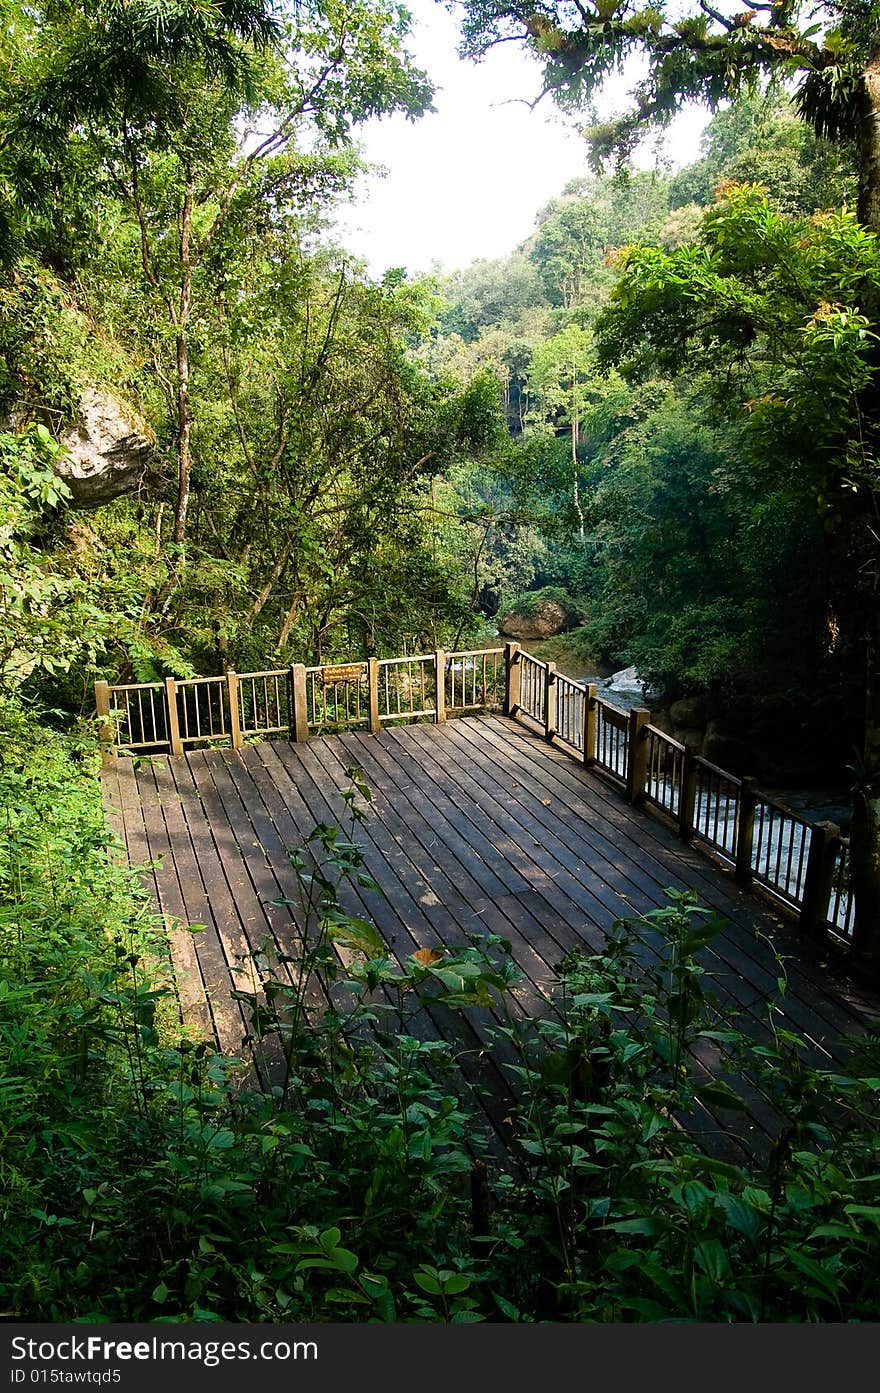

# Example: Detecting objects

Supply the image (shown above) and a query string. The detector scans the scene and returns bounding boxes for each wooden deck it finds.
[103,714,874,1167]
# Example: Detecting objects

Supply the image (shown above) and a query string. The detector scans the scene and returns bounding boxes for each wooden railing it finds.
[502,641,853,953]
[95,639,853,951]
[95,648,506,755]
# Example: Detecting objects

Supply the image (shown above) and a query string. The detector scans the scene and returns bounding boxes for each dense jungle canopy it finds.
[4,0,880,1326]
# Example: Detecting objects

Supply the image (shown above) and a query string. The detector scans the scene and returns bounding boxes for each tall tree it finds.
[528,172,669,308]
[526,322,618,542]
[597,184,880,974]
[2,0,431,567]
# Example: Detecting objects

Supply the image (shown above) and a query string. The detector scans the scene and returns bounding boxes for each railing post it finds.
[504,641,521,717]
[582,683,597,766]
[94,680,116,764]
[227,670,242,750]
[544,662,557,741]
[626,707,650,804]
[165,677,183,757]
[735,775,758,883]
[679,746,698,841]
[435,648,446,724]
[291,663,309,743]
[800,820,841,937]
[367,656,380,734]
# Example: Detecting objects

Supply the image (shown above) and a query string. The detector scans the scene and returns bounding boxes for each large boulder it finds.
[605,664,643,695]
[702,724,750,774]
[675,728,705,753]
[55,387,155,508]
[498,599,571,640]
[669,695,706,729]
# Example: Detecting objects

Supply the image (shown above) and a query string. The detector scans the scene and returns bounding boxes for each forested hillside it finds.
[424,102,863,784]
[4,0,880,1325]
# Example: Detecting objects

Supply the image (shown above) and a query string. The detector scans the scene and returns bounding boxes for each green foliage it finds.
[0,423,202,706]
[0,427,115,689]
[0,0,448,676]
[0,263,129,420]
[0,702,179,1314]
[502,585,583,631]
[669,96,857,217]
[600,187,880,487]
[423,106,874,752]
[4,730,879,1322]
[586,186,879,721]
[0,726,505,1319]
[487,891,880,1321]
[527,172,670,309]
[197,264,510,662]
[4,16,880,1316]
[568,381,844,707]
[437,253,546,341]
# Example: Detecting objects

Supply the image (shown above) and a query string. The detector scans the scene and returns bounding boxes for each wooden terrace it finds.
[100,647,877,1167]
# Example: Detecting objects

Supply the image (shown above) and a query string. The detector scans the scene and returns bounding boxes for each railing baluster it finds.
[735,776,758,883]
[435,649,446,724]
[801,820,842,937]
[679,747,697,841]
[95,680,115,764]
[165,677,183,756]
[626,708,650,804]
[291,664,308,742]
[544,662,557,741]
[228,671,242,749]
[368,657,380,734]
[504,642,522,717]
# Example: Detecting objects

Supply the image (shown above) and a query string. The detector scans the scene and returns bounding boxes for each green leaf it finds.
[784,1248,842,1302]
[602,1217,661,1236]
[843,1205,880,1226]
[696,1080,748,1112]
[695,1238,732,1284]
[716,1193,762,1241]
[326,914,386,957]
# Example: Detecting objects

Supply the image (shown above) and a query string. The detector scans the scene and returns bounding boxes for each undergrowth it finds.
[2,702,879,1322]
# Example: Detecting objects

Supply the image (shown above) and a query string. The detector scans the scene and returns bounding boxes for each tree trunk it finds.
[858,48,880,233]
[849,588,880,981]
[278,592,301,650]
[172,176,195,550]
[571,366,585,546]
[571,414,585,546]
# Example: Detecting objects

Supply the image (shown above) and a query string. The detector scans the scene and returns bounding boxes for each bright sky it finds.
[336,1,710,278]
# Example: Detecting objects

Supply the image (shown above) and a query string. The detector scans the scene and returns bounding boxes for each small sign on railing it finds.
[321,663,367,684]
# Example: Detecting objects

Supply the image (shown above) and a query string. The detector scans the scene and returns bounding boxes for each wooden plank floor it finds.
[103,714,876,1166]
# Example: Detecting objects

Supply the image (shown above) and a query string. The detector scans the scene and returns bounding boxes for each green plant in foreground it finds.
[3,712,879,1323]
[485,892,880,1321]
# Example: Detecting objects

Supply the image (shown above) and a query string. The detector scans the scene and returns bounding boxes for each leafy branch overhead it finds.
[459,0,879,225]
